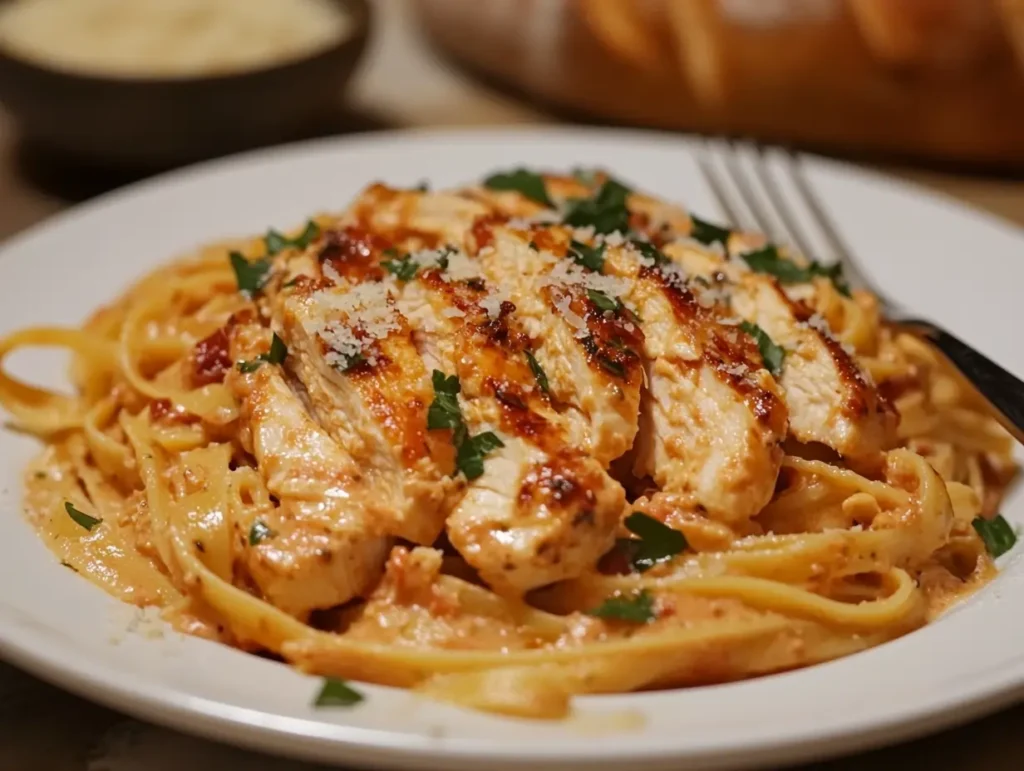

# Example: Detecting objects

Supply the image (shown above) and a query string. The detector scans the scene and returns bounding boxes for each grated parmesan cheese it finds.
[304,282,399,364]
[541,258,633,298]
[0,0,351,77]
[321,260,344,286]
[657,261,689,289]
[599,231,627,247]
[441,307,465,318]
[442,251,482,283]
[553,294,589,338]
[479,290,509,320]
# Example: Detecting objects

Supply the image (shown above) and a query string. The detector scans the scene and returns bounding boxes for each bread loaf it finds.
[413,0,1024,169]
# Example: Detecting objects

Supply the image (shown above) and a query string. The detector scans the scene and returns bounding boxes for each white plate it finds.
[0,128,1021,771]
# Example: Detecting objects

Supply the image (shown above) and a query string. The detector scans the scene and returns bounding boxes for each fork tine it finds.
[784,151,855,266]
[719,141,783,240]
[748,146,817,261]
[695,149,742,229]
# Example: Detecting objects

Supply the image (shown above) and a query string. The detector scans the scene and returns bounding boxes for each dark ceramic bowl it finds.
[0,0,371,169]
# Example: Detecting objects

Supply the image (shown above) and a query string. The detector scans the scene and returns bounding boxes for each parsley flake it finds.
[229,251,272,296]
[741,245,850,296]
[483,169,553,207]
[426,371,504,479]
[332,352,366,372]
[739,321,785,377]
[237,333,288,373]
[455,431,505,481]
[619,512,687,572]
[586,289,618,314]
[65,501,101,531]
[588,589,656,623]
[382,253,419,282]
[265,220,321,256]
[525,350,550,395]
[568,240,607,273]
[314,678,365,708]
[562,179,631,234]
[427,370,462,430]
[60,560,78,572]
[973,515,1018,558]
[689,215,731,247]
[249,520,276,546]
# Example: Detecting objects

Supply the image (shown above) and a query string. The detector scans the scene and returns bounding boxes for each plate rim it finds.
[1,125,1022,770]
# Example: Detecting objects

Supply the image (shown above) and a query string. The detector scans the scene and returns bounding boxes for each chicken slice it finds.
[227,321,389,618]
[665,240,898,459]
[393,263,625,596]
[467,222,643,465]
[602,243,789,526]
[271,273,457,546]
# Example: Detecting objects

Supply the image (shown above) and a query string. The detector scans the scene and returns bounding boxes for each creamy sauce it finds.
[0,0,350,77]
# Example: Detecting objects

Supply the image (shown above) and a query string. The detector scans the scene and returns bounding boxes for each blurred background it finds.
[0,0,1024,239]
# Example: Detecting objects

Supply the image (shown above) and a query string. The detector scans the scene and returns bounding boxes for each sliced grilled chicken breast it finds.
[604,243,789,526]
[272,274,457,546]
[665,241,898,459]
[227,322,389,618]
[466,175,787,526]
[392,262,625,596]
[467,222,643,465]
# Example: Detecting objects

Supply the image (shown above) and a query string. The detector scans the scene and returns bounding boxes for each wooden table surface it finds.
[1,2,1022,769]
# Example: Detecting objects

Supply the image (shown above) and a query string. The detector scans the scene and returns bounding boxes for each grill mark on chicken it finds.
[316,226,389,283]
[647,267,785,426]
[664,240,897,458]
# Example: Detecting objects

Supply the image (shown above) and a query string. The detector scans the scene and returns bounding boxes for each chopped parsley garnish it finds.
[248,520,276,546]
[60,560,78,572]
[229,251,272,296]
[426,370,462,430]
[562,179,631,235]
[455,431,505,481]
[586,288,619,313]
[435,248,452,271]
[237,333,288,373]
[568,240,607,273]
[332,352,366,372]
[282,277,301,289]
[630,239,669,266]
[483,169,553,207]
[381,253,419,282]
[525,350,550,395]
[65,501,101,532]
[739,321,785,377]
[741,245,850,296]
[588,589,656,623]
[973,515,1017,558]
[313,678,365,708]
[236,360,263,374]
[689,215,731,247]
[426,371,504,480]
[265,220,321,256]
[619,512,687,573]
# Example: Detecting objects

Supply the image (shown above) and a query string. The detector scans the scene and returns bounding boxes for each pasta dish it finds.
[1,170,1017,719]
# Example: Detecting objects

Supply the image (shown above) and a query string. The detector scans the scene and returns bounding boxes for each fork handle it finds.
[900,319,1024,446]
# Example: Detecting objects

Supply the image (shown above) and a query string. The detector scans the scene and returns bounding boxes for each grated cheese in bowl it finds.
[0,0,352,78]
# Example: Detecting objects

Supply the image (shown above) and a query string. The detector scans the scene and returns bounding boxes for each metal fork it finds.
[697,140,1024,446]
